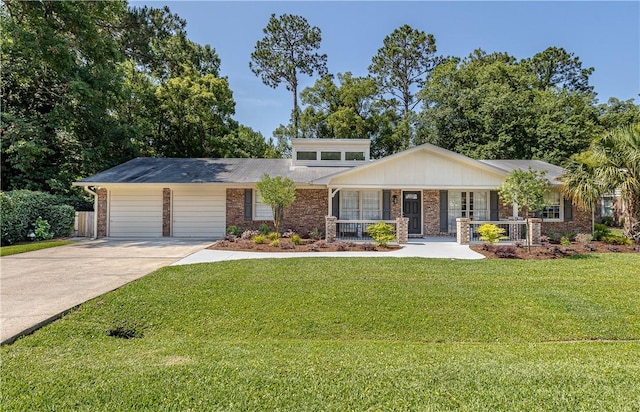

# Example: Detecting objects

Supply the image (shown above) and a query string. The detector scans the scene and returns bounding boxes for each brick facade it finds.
[162,188,171,237]
[423,190,441,236]
[96,188,108,238]
[542,206,592,235]
[226,188,328,236]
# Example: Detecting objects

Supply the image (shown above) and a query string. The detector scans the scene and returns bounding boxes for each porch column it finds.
[527,218,542,245]
[396,217,409,244]
[325,216,337,243]
[456,218,470,245]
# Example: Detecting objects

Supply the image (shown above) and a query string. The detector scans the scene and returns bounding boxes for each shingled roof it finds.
[479,160,565,184]
[76,157,351,185]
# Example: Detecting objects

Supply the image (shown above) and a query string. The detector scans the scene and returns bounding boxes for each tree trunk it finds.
[623,192,640,243]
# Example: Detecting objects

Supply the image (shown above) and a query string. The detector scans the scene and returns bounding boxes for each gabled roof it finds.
[75,157,351,185]
[479,160,565,184]
[310,143,510,185]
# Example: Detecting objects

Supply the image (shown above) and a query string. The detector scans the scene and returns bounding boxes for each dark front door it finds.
[403,191,421,235]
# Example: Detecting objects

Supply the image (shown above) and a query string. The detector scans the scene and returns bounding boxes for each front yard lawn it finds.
[2,255,639,410]
[0,240,75,256]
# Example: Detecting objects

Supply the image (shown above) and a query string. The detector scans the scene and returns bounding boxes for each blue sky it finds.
[133,1,640,139]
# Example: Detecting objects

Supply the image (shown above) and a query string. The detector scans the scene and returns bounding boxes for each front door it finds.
[403,191,421,235]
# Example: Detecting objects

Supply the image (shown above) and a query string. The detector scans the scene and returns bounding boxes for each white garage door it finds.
[109,188,163,237]
[172,187,226,238]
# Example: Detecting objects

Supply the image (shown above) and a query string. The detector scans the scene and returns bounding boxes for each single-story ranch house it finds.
[74,138,592,242]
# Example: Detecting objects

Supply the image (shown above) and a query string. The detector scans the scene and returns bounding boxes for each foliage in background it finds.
[256,174,297,233]
[1,190,75,245]
[562,124,640,242]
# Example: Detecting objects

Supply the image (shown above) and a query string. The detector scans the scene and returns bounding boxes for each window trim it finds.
[339,190,383,220]
[542,191,563,222]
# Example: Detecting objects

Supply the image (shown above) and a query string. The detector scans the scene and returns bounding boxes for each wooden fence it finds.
[74,211,94,238]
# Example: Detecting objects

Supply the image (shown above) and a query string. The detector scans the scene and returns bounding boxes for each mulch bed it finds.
[470,242,640,260]
[208,238,401,253]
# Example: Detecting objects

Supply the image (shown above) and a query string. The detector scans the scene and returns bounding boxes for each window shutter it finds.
[490,191,499,221]
[439,190,448,232]
[564,198,573,221]
[332,191,340,219]
[382,190,391,220]
[244,189,252,220]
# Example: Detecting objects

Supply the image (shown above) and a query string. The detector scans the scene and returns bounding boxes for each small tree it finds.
[499,169,550,251]
[256,173,296,233]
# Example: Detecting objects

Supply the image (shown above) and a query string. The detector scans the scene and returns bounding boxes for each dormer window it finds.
[291,138,370,167]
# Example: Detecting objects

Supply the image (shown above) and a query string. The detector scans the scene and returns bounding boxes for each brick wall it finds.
[96,188,108,238]
[423,190,441,235]
[542,206,592,235]
[226,188,328,236]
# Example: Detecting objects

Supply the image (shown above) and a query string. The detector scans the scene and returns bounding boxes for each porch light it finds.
[392,195,398,205]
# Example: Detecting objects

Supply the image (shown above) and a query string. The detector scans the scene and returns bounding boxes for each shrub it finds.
[593,223,610,241]
[269,239,280,247]
[267,232,280,241]
[241,230,259,240]
[495,245,519,259]
[574,233,593,244]
[600,216,614,227]
[253,235,266,244]
[282,229,295,238]
[226,225,242,236]
[365,222,396,247]
[259,223,270,235]
[560,236,572,246]
[0,190,75,245]
[602,234,632,246]
[291,234,301,245]
[34,217,54,241]
[308,227,323,240]
[477,223,507,244]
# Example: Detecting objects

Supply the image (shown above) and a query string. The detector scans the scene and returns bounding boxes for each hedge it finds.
[1,190,76,245]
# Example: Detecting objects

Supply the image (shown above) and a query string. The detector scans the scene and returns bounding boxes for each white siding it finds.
[109,188,162,237]
[172,187,226,238]
[330,148,506,188]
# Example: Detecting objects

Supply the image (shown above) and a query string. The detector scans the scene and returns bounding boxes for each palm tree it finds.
[561,124,640,242]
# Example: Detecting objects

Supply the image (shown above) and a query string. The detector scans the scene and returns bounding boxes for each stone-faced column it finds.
[325,216,337,243]
[456,218,470,245]
[396,217,409,244]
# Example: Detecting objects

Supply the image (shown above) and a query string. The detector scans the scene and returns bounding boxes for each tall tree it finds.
[250,13,328,138]
[523,46,594,94]
[369,24,439,150]
[418,49,599,164]
[562,125,640,242]
[1,0,128,194]
[299,72,378,139]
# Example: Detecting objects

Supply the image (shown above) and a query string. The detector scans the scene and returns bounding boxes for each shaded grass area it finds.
[2,255,640,410]
[0,240,75,256]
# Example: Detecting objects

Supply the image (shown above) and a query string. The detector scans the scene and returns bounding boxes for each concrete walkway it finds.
[1,239,212,345]
[173,238,484,265]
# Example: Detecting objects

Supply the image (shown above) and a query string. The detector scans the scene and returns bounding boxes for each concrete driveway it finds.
[0,239,212,345]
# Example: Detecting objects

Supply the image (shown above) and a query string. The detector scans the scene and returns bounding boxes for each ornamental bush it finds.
[365,222,396,247]
[1,190,75,245]
[477,223,507,244]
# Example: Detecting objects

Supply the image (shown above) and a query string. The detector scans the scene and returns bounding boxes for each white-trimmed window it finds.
[254,190,274,220]
[601,196,615,217]
[340,190,381,220]
[542,191,561,220]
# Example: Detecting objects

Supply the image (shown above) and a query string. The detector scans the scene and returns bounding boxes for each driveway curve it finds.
[1,239,212,345]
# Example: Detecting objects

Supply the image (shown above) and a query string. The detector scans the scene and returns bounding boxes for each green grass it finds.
[0,240,75,256]
[2,255,640,410]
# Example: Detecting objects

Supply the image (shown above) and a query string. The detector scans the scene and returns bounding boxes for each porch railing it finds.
[335,220,397,242]
[469,221,528,244]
